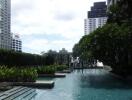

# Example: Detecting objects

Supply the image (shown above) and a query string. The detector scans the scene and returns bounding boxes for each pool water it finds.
[33,69,132,100]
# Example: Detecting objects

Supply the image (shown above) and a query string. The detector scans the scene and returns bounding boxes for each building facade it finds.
[84,17,107,35]
[84,2,107,35]
[12,34,22,52]
[0,0,12,50]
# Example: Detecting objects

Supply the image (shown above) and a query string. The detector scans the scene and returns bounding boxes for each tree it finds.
[0,49,46,67]
[58,48,70,65]
[107,0,132,24]
[91,23,132,75]
[41,50,57,65]
[73,0,132,76]
[41,49,71,65]
[72,35,95,66]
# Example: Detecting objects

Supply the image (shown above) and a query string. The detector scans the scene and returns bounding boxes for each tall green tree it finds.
[107,0,132,24]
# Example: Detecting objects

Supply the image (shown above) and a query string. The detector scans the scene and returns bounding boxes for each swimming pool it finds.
[33,69,132,100]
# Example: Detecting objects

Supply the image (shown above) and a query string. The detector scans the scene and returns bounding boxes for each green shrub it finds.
[37,66,55,74]
[20,68,38,82]
[0,66,38,82]
[55,65,68,71]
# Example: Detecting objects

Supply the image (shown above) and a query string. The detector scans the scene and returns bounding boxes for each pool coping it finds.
[103,66,130,81]
[56,70,72,73]
[0,81,54,89]
[38,73,66,78]
[74,67,103,69]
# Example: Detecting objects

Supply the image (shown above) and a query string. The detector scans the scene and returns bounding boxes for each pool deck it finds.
[0,86,37,100]
[38,73,66,78]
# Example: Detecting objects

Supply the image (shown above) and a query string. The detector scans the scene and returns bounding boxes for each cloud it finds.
[11,0,106,54]
[23,38,74,54]
[54,12,76,21]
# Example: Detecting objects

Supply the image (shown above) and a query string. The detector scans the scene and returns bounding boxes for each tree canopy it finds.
[73,0,132,75]
[107,0,132,24]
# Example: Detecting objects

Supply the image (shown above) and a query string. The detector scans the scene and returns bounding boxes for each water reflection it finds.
[75,69,132,100]
[33,69,132,100]
[78,69,132,89]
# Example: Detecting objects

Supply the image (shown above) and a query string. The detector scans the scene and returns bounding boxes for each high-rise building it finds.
[84,2,107,35]
[0,0,12,50]
[12,34,22,52]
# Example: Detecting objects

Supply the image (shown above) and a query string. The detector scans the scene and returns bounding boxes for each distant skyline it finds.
[11,0,106,54]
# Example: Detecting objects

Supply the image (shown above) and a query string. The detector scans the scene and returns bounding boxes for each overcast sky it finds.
[11,0,106,54]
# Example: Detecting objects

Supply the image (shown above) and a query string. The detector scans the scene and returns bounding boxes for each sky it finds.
[11,0,106,54]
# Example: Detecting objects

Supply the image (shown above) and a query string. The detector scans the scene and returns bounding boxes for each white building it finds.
[12,34,22,52]
[84,17,107,35]
[84,2,107,35]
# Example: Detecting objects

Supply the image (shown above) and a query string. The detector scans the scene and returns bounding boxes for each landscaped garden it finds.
[0,48,69,83]
[0,65,68,82]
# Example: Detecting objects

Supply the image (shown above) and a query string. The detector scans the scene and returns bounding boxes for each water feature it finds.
[32,69,132,100]
[97,60,104,67]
